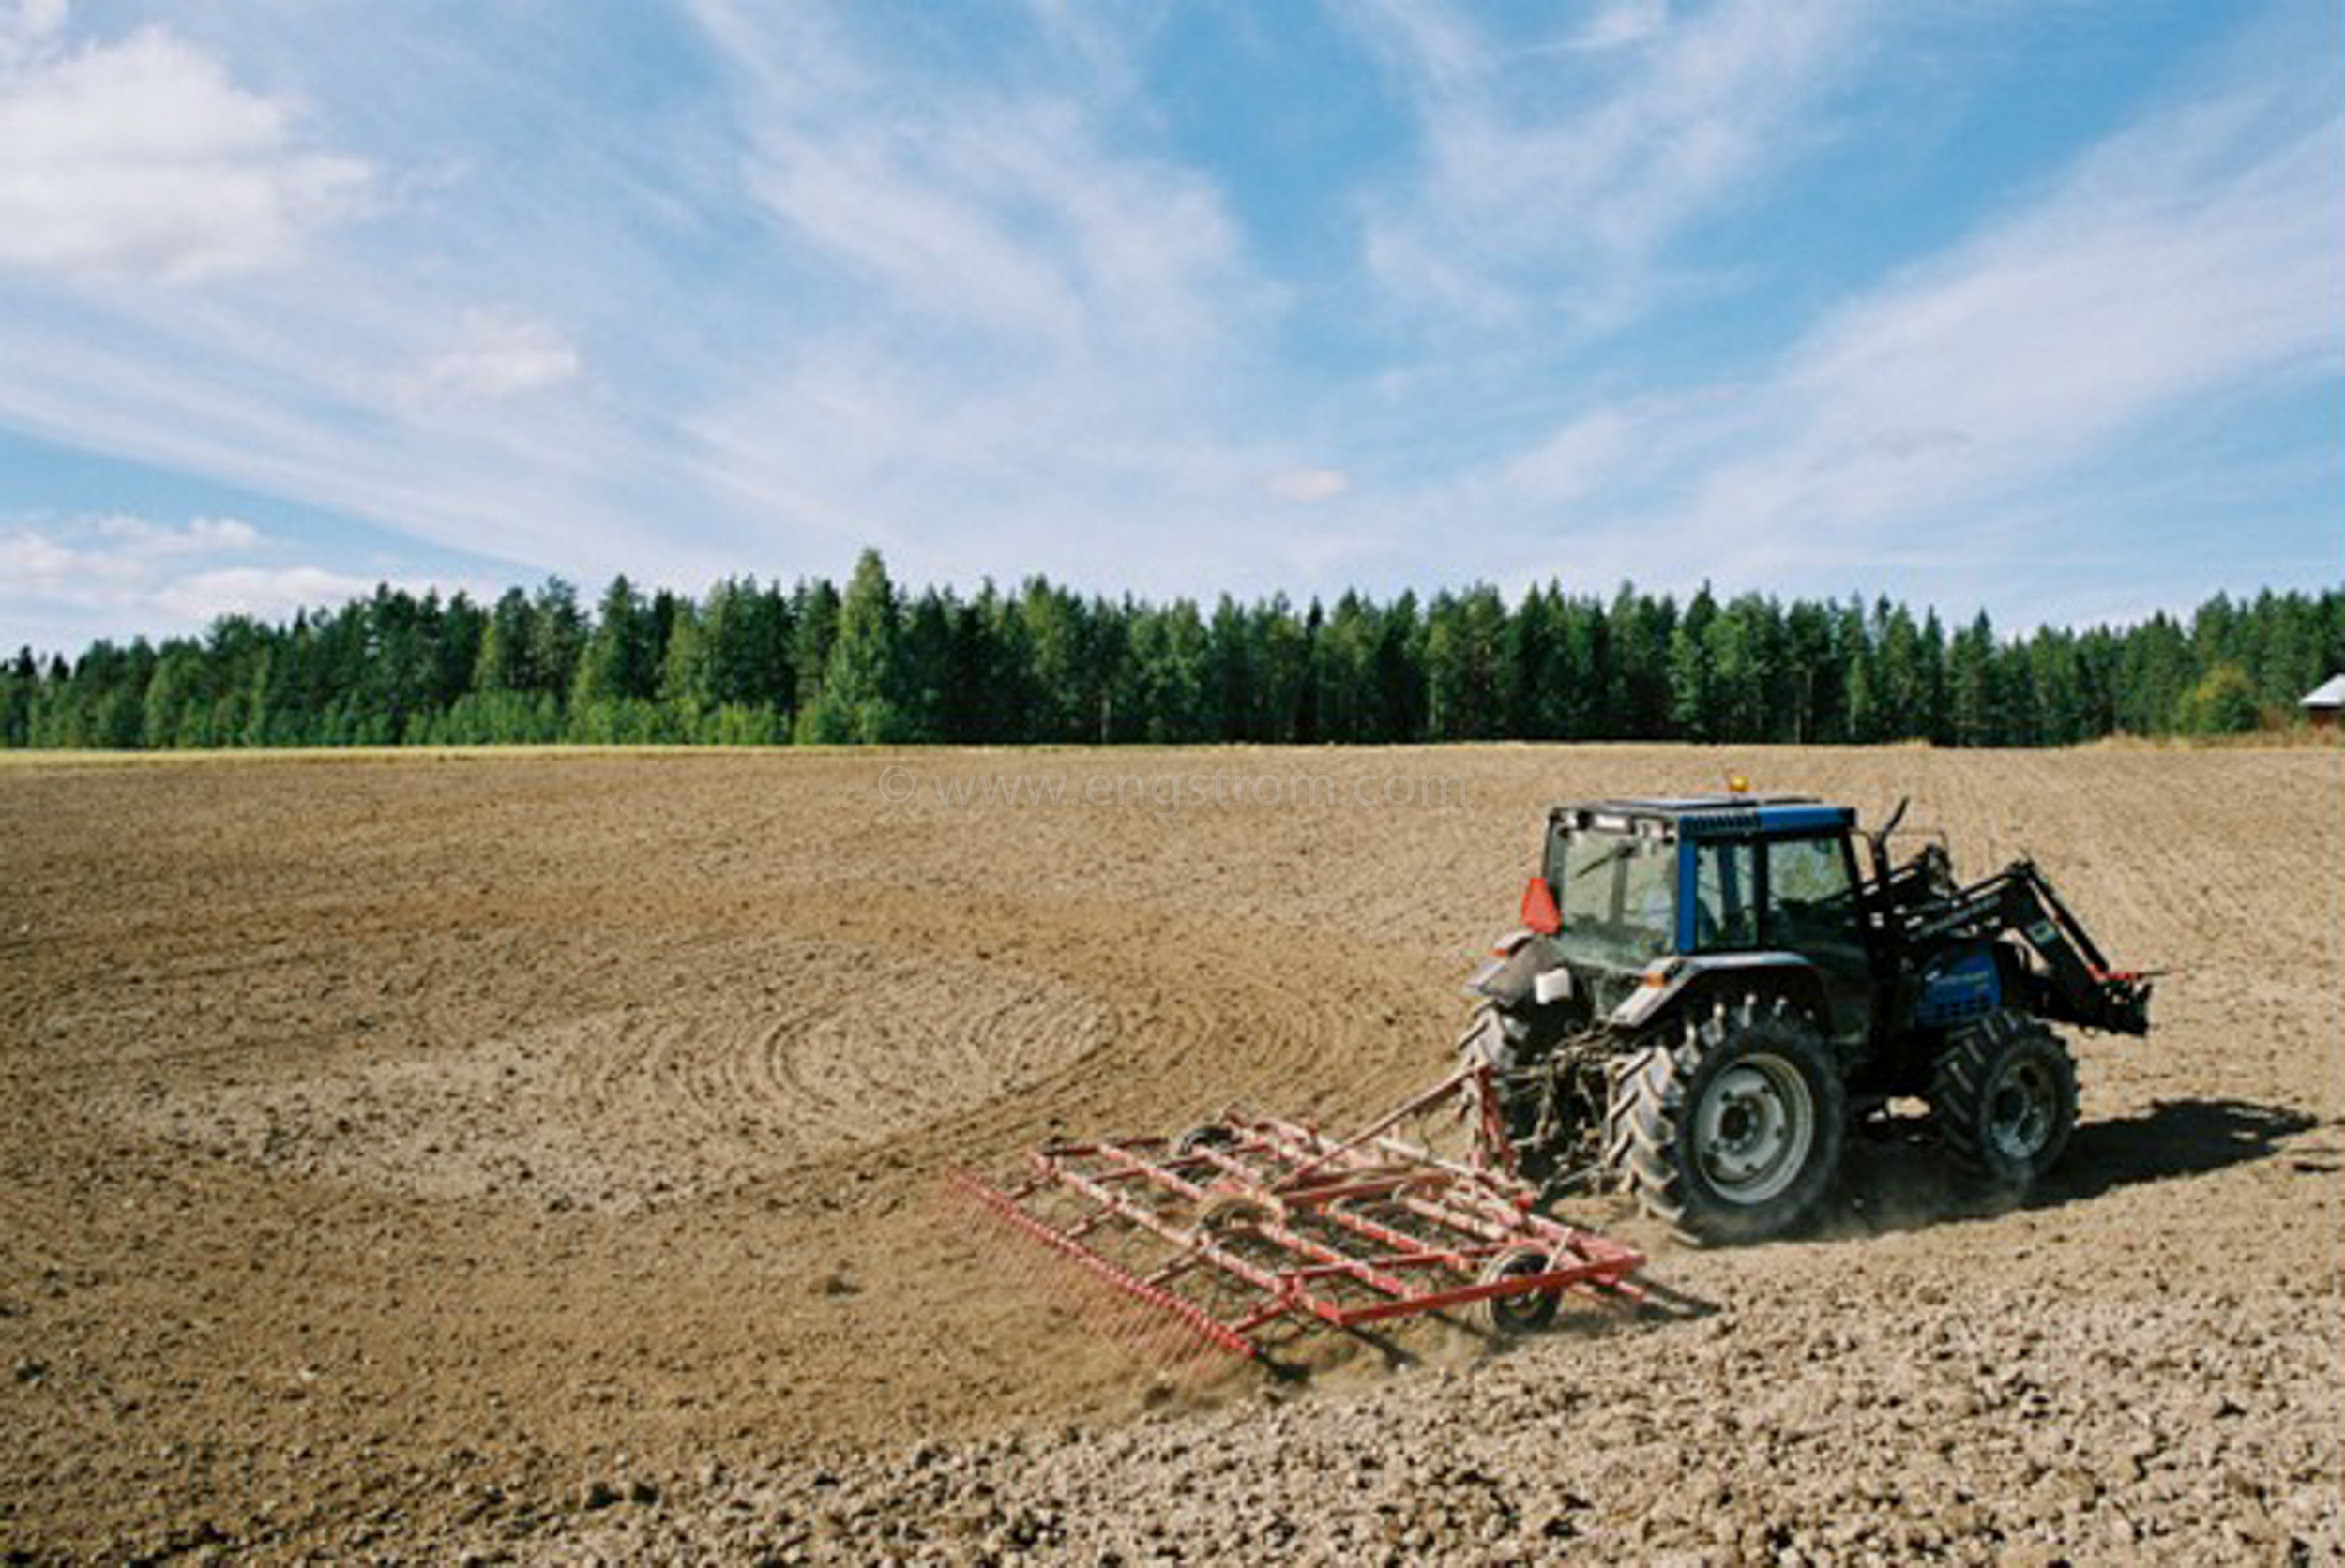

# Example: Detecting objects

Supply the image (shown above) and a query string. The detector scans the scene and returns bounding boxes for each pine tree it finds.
[1948,611,1999,746]
[1253,595,1310,743]
[1668,586,1718,740]
[1425,587,1506,740]
[806,549,906,744]
[1314,592,1376,743]
[0,648,33,747]
[528,579,586,702]
[1375,593,1426,743]
[790,577,842,728]
[1505,584,1564,737]
[475,588,535,694]
[574,576,657,705]
[1608,583,1672,739]
[1204,595,1253,742]
[899,588,955,742]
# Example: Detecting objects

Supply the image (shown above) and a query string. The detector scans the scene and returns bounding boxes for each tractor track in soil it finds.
[1,746,2338,1563]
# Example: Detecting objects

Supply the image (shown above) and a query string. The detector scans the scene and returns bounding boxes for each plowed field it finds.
[2,746,2337,1562]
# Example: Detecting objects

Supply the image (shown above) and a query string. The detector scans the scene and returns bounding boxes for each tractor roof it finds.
[1553,794,1855,837]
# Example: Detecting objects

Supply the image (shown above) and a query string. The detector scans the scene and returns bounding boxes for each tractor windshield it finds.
[1549,827,1676,965]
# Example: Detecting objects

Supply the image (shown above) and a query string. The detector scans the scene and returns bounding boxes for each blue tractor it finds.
[1460,791,2154,1245]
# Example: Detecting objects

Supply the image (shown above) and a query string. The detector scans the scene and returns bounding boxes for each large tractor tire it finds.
[1455,994,1576,1076]
[1608,994,1847,1246]
[1456,999,1560,1176]
[1930,1010,2077,1190]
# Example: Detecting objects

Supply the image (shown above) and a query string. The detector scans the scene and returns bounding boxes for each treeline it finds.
[3,550,2339,750]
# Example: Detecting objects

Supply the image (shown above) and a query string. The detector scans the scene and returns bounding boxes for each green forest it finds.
[4,550,2338,750]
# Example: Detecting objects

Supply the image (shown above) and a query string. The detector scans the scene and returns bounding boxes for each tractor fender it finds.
[1462,932,1566,1003]
[1608,952,1832,1036]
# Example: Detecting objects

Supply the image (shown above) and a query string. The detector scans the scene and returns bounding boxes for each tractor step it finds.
[951,1071,1645,1364]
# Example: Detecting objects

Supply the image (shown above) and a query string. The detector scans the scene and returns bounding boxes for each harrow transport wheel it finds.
[1174,1123,1237,1158]
[1613,994,1846,1246]
[1473,1247,1560,1336]
[1932,1010,2077,1190]
[1194,1184,1281,1234]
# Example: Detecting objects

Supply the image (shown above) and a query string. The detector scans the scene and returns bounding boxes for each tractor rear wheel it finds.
[1457,1001,1554,1177]
[1611,994,1846,1246]
[1931,1010,2077,1190]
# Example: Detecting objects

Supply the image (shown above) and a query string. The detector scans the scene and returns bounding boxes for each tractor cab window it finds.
[1693,840,1758,949]
[1550,827,1676,964]
[1769,837,1858,942]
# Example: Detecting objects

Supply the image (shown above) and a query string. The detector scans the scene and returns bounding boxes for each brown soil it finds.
[1,746,2337,1563]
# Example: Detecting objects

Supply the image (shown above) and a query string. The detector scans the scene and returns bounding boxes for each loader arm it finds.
[1903,858,2152,1035]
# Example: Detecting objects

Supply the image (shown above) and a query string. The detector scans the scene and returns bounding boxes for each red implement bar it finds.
[952,1079,1644,1362]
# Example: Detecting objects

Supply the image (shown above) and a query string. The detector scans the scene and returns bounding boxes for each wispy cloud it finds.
[1355,0,1866,326]
[696,0,1262,368]
[1570,1,1674,53]
[422,308,583,400]
[670,0,1320,587]
[1263,467,1351,505]
[1476,36,2345,616]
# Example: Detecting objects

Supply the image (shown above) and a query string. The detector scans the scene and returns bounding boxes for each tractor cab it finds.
[1528,794,1878,1055]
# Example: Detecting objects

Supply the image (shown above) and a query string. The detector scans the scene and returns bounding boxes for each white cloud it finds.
[2,511,262,592]
[0,22,369,283]
[1263,467,1351,504]
[1,511,317,629]
[0,509,469,652]
[92,513,262,554]
[424,309,583,400]
[150,565,379,625]
[0,0,67,64]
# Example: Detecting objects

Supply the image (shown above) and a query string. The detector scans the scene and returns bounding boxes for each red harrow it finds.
[951,1066,1646,1365]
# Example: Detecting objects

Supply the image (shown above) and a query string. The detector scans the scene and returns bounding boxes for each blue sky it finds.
[1,0,2338,656]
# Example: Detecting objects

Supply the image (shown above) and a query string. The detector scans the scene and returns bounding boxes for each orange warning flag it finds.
[1520,874,1561,935]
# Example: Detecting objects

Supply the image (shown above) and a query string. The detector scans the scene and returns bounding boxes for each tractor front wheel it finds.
[1610,994,1846,1246]
[1931,1011,2077,1190]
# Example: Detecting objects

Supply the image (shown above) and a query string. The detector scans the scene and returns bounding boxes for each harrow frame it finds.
[953,1067,1646,1362]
